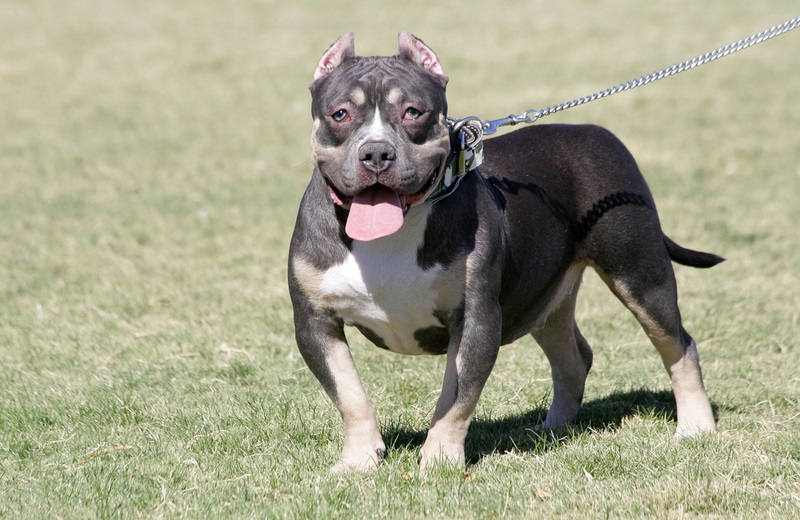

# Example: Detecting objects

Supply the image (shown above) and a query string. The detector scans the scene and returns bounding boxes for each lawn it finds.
[1,0,798,517]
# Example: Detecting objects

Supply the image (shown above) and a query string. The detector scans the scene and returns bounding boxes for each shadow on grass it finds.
[384,389,718,464]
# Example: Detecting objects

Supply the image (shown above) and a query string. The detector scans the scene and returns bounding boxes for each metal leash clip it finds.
[482,110,542,135]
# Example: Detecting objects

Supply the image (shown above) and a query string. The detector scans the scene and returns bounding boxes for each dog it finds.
[288,32,722,473]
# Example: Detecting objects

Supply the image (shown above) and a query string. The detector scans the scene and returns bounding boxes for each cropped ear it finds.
[397,32,448,85]
[314,33,355,81]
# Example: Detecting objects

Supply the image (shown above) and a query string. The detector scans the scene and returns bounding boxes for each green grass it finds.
[1,0,799,517]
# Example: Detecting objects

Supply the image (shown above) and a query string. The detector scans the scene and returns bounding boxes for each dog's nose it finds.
[358,140,396,174]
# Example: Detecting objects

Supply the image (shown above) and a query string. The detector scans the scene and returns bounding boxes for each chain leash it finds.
[480,16,800,135]
[433,16,799,205]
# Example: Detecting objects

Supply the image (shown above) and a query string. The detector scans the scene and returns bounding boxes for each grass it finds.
[1,0,799,517]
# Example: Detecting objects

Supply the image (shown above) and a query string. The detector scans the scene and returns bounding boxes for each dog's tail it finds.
[664,235,725,268]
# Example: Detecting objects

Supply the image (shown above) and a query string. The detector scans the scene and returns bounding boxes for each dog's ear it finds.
[397,32,448,86]
[314,33,355,81]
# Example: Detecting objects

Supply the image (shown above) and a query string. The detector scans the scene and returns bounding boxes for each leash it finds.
[430,16,799,205]
[477,16,800,135]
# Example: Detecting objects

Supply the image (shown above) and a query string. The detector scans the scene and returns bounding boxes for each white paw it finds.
[675,421,716,439]
[331,444,386,474]
[419,442,465,475]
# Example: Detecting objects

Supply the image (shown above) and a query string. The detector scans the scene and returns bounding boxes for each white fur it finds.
[358,107,387,145]
[318,206,449,354]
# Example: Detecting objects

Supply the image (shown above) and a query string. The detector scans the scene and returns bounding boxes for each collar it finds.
[427,117,485,205]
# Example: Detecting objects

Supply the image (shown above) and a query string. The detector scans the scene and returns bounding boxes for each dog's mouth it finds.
[326,168,440,241]
[326,169,439,211]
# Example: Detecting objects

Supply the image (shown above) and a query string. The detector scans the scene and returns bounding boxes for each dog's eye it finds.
[403,107,422,120]
[331,109,350,122]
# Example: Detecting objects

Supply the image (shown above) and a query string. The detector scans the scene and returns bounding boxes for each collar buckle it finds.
[428,117,485,205]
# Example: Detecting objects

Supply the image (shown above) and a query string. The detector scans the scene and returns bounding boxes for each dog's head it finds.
[309,33,452,241]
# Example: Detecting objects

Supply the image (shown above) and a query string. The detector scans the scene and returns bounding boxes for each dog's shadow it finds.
[384,389,713,464]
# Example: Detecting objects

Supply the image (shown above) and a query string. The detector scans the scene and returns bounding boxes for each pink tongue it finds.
[345,185,404,241]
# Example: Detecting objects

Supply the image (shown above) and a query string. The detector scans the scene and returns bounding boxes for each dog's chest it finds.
[317,214,463,355]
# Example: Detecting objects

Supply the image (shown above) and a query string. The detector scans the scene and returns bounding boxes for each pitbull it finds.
[288,32,722,473]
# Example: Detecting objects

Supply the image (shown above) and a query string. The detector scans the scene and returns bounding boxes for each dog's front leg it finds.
[420,298,502,474]
[295,312,385,473]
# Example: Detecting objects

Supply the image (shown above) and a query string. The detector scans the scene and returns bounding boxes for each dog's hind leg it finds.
[595,259,716,437]
[532,270,594,429]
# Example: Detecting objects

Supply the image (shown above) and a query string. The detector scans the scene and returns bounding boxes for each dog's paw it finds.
[675,421,716,439]
[418,441,465,475]
[675,400,716,438]
[539,400,581,431]
[332,444,386,474]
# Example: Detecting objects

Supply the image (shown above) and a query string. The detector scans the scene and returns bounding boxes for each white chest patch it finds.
[313,206,463,355]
